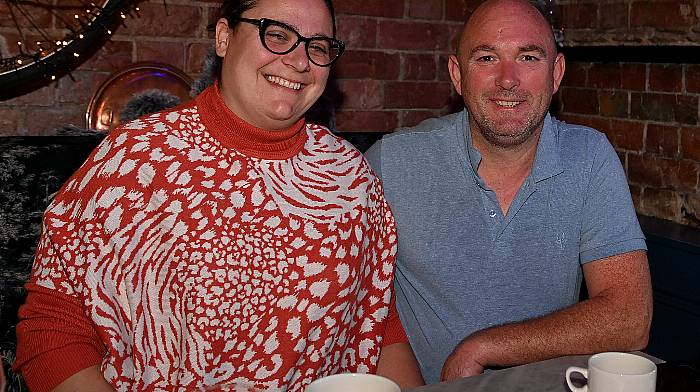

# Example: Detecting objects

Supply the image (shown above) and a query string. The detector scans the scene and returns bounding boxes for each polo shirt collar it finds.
[461,111,563,183]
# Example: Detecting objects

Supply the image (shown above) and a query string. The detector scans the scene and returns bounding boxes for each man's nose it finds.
[282,43,310,72]
[496,61,520,90]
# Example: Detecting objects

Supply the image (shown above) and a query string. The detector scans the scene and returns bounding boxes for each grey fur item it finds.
[190,46,219,98]
[120,89,181,123]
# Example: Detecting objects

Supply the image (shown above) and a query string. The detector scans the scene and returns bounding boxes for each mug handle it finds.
[565,366,589,392]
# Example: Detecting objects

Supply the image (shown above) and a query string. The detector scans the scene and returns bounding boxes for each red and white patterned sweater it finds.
[15,85,403,391]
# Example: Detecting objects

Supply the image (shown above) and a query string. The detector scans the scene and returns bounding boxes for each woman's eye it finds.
[309,43,329,55]
[266,31,289,42]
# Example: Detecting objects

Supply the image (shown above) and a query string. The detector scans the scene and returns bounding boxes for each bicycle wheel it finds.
[0,0,139,100]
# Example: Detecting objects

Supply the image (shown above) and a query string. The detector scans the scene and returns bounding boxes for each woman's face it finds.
[215,0,333,130]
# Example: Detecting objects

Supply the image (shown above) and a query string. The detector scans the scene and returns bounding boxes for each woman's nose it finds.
[282,43,310,72]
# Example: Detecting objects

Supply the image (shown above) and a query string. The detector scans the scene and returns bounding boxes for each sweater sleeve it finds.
[382,292,409,346]
[14,283,106,392]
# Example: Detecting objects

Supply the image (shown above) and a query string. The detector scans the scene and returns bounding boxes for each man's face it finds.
[448,0,565,148]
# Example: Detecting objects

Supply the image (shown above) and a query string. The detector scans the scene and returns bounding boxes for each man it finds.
[364,0,652,384]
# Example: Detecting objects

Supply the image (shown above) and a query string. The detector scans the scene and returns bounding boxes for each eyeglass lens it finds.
[261,20,341,66]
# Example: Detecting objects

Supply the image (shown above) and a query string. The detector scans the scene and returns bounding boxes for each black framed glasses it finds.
[236,17,344,67]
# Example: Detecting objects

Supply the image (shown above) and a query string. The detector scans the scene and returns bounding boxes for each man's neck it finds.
[470,125,542,214]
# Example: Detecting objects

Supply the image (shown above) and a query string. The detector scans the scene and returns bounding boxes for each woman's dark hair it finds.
[211,0,337,80]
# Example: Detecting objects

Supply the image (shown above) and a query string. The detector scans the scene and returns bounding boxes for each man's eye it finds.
[521,55,539,61]
[476,55,495,62]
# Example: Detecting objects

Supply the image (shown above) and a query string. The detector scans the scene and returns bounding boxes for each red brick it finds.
[448,24,462,53]
[401,110,442,127]
[338,80,383,110]
[640,188,681,221]
[337,16,377,49]
[56,71,108,105]
[438,54,453,82]
[136,41,185,69]
[649,64,682,92]
[402,54,437,80]
[378,20,450,51]
[126,3,203,38]
[334,50,400,80]
[4,82,55,106]
[646,124,679,158]
[384,81,454,109]
[560,87,599,115]
[631,93,698,124]
[446,0,476,21]
[607,119,644,151]
[559,3,598,29]
[0,2,51,28]
[556,113,609,133]
[687,64,700,93]
[588,63,622,89]
[560,61,588,88]
[628,153,664,187]
[408,0,443,20]
[629,184,642,210]
[0,107,20,135]
[81,40,134,72]
[631,1,697,32]
[25,106,84,135]
[334,0,404,18]
[620,63,646,91]
[336,110,399,132]
[658,158,699,192]
[680,126,700,160]
[599,90,628,118]
[186,42,213,74]
[683,194,700,228]
[600,3,629,30]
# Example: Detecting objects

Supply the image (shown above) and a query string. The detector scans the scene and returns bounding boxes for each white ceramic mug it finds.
[566,352,657,392]
[306,373,400,392]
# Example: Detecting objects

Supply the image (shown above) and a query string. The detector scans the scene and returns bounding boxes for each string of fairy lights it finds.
[0,0,144,83]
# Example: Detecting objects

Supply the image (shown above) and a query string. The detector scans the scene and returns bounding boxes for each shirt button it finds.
[489,209,496,217]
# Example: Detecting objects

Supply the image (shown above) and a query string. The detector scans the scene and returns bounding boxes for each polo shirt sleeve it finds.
[579,135,646,264]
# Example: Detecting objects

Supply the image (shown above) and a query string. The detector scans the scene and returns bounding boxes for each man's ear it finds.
[551,53,566,95]
[215,18,231,57]
[448,54,464,97]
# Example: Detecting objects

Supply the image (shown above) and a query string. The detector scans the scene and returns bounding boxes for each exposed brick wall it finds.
[555,0,700,227]
[0,0,468,136]
[558,0,700,46]
[556,63,700,228]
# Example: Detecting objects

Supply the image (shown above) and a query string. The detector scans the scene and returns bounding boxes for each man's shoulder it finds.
[386,111,464,140]
[552,117,607,142]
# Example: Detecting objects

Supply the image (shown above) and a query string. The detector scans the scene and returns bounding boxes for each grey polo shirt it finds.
[365,110,646,384]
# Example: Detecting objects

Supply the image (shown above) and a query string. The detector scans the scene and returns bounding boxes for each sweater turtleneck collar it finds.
[195,83,308,160]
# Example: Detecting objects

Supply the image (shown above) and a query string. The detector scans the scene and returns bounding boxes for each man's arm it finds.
[441,250,652,381]
[377,342,425,389]
[53,366,114,392]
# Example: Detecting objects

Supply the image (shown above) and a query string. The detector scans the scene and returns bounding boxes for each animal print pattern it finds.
[26,87,397,391]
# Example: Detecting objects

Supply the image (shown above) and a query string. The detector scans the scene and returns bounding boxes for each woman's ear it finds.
[215,18,231,57]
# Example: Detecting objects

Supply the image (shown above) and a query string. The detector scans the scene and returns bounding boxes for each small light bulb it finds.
[63,40,68,46]
[73,52,79,57]
[135,7,140,11]
[107,30,112,34]
[120,13,126,19]
[74,14,79,19]
[51,75,56,80]
[79,34,84,39]
[17,59,22,65]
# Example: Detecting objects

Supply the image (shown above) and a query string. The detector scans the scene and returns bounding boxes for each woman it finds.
[14,0,422,390]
